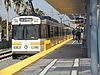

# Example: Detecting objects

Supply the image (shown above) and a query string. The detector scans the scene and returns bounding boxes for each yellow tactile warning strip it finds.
[0,38,72,75]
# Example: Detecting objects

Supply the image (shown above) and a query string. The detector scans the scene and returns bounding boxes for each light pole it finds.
[0,17,2,41]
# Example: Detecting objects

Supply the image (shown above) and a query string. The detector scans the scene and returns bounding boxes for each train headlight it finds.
[31,46,39,49]
[13,46,21,49]
[14,19,18,23]
[34,19,38,22]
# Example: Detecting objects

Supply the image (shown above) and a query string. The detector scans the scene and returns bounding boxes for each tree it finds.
[0,16,2,33]
[35,8,45,16]
[21,1,32,15]
[12,0,45,16]
[13,0,23,15]
[0,16,2,25]
[2,20,11,38]
[3,0,12,40]
[14,0,45,16]
[13,0,32,15]
[2,20,7,36]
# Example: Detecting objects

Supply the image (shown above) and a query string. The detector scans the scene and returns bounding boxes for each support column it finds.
[90,0,98,75]
[97,4,100,64]
[86,0,91,58]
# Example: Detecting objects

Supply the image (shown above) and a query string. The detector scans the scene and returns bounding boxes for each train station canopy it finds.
[46,0,87,14]
[46,0,100,14]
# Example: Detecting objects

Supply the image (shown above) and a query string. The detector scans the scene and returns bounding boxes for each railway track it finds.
[0,50,12,60]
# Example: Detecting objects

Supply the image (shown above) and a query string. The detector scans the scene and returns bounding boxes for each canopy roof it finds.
[46,0,87,14]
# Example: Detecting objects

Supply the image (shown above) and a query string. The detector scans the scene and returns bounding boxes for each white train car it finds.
[12,16,72,59]
[12,16,43,58]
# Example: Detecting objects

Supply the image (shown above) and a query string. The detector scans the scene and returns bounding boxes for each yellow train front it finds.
[12,16,72,59]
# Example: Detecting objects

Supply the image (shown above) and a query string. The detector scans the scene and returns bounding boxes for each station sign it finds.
[75,18,85,24]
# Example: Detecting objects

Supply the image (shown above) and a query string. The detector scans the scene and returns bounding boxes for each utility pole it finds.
[58,14,65,23]
[0,17,2,41]
[98,3,100,64]
[28,0,36,15]
[6,9,9,41]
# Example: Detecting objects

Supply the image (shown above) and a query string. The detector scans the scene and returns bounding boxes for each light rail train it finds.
[12,16,72,59]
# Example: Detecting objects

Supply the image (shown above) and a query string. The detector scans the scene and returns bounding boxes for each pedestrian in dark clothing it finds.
[76,30,81,43]
[72,29,76,40]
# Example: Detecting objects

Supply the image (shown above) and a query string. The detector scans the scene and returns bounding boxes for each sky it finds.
[0,0,75,27]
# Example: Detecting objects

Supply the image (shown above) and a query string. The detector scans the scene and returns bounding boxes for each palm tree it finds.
[13,0,23,15]
[35,8,45,16]
[3,0,12,41]
[21,1,32,15]
[0,16,2,25]
[13,0,32,15]
[13,0,45,16]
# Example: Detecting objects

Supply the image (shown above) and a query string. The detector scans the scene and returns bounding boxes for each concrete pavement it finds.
[18,40,98,75]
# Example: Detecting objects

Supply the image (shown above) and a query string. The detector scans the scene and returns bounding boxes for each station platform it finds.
[18,40,96,75]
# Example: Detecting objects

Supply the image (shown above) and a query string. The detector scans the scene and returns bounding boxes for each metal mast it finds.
[28,0,36,15]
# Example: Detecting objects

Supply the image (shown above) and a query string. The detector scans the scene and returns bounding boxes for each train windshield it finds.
[12,25,39,40]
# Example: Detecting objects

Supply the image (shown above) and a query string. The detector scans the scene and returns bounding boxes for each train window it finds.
[64,29,66,36]
[12,26,24,40]
[26,25,39,40]
[62,28,64,36]
[48,25,50,38]
[50,26,53,38]
[41,24,47,38]
[54,27,57,37]
[45,25,49,38]
[52,26,55,37]
[60,28,62,36]
[59,28,61,36]
[57,27,59,36]
[58,27,60,36]
[12,25,39,40]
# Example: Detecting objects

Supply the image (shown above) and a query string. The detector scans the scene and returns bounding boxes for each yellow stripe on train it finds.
[12,42,22,45]
[30,42,44,45]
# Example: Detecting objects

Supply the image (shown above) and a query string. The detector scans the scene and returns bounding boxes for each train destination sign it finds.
[20,18,33,22]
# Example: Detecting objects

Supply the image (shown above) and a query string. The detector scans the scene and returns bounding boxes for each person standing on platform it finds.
[76,30,81,43]
[72,29,76,40]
